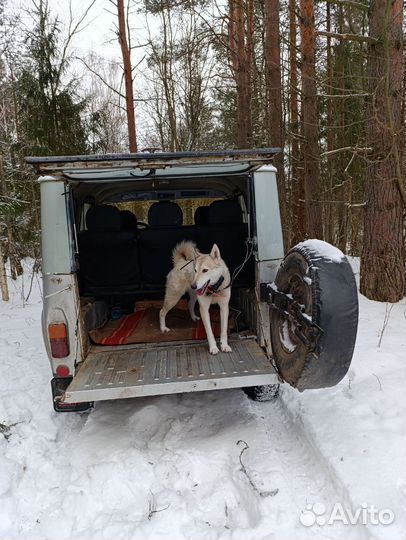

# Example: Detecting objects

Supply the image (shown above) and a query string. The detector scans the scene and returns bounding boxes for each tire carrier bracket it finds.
[260,282,323,352]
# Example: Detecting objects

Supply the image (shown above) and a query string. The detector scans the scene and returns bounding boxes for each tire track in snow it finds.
[247,396,373,539]
[21,389,374,540]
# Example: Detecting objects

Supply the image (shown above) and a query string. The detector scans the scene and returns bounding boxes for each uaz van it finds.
[26,149,358,412]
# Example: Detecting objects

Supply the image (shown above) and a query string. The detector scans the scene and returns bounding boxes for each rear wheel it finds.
[269,240,358,391]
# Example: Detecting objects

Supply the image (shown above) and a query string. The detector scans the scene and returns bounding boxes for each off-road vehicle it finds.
[27,149,358,412]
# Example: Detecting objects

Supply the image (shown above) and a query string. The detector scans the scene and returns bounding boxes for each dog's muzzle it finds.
[196,280,210,296]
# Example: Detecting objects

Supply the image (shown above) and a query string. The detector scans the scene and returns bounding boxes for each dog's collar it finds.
[206,275,230,296]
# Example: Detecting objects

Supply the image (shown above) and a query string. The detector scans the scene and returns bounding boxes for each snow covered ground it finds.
[0,259,405,540]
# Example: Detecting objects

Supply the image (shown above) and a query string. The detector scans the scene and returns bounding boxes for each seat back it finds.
[120,210,138,234]
[78,205,140,291]
[194,206,209,226]
[148,201,183,227]
[203,200,253,285]
[139,202,199,287]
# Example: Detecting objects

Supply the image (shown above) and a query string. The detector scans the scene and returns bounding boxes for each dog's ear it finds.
[210,243,221,260]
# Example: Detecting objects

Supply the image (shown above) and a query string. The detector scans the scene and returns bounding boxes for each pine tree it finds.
[17,0,88,156]
[300,0,323,238]
[264,0,287,243]
[116,0,138,152]
[360,0,405,301]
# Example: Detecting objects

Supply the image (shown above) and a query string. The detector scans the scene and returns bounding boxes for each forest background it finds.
[0,0,404,302]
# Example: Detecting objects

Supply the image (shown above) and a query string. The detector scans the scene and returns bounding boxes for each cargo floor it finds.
[89,304,233,346]
[64,337,279,403]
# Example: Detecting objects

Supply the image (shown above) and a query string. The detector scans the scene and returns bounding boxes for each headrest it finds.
[207,200,243,225]
[86,205,122,232]
[194,206,209,226]
[120,210,138,231]
[148,201,183,227]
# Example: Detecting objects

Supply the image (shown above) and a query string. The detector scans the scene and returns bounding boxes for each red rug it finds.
[89,300,229,346]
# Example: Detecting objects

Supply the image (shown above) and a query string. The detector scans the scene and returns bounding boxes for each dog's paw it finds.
[191,315,200,322]
[161,326,171,333]
[221,344,232,353]
[209,345,220,355]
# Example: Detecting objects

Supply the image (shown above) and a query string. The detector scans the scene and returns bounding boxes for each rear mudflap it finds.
[51,377,93,413]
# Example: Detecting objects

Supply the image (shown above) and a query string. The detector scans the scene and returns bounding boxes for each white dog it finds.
[159,241,232,355]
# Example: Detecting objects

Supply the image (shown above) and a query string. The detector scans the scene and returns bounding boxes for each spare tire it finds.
[269,239,358,391]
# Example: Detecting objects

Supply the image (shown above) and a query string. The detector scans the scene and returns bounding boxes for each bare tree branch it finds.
[76,57,126,99]
[317,30,378,44]
[321,147,372,157]
[318,93,370,98]
[324,0,369,10]
[56,0,97,87]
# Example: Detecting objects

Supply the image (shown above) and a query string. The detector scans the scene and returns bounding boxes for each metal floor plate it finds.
[64,338,278,403]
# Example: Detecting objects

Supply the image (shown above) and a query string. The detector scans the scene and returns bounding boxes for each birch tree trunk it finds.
[0,242,9,302]
[0,154,22,280]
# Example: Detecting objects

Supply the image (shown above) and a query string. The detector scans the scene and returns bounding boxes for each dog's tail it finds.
[172,240,199,266]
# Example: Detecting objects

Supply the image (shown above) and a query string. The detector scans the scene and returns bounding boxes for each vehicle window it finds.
[253,169,284,260]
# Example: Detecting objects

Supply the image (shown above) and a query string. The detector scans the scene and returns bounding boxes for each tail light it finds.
[56,365,70,377]
[48,323,69,358]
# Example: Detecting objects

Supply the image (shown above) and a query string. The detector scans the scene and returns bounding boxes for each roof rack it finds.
[25,148,281,173]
